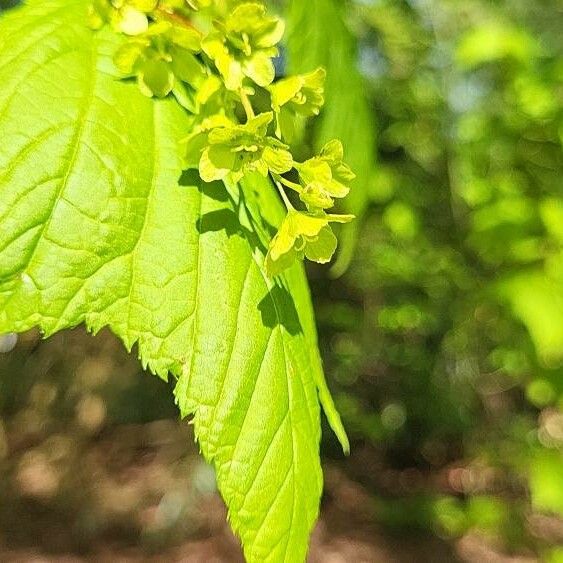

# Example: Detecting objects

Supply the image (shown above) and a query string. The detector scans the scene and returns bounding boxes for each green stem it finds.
[239,89,255,121]
[274,180,294,211]
[272,173,302,194]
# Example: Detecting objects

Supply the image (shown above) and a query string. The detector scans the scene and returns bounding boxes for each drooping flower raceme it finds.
[91,0,356,277]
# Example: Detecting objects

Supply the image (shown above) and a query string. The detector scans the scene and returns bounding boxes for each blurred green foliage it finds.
[299,0,563,555]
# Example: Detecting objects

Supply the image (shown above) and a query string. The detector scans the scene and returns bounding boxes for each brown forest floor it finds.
[0,329,546,562]
[0,426,539,562]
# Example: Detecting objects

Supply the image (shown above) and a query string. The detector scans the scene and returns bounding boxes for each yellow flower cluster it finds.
[90,0,355,276]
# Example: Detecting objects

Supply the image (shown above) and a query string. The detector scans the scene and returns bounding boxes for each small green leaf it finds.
[138,58,175,98]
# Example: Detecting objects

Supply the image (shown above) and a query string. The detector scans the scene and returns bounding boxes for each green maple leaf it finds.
[0,1,348,562]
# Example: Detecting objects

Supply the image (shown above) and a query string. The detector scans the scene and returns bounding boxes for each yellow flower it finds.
[202,2,285,90]
[265,209,354,277]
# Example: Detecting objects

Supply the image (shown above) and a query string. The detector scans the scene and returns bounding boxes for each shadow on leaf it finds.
[179,169,302,336]
[179,170,229,202]
[0,0,22,11]
[197,209,245,238]
[258,285,302,336]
